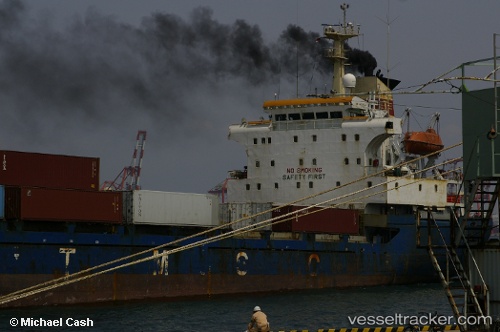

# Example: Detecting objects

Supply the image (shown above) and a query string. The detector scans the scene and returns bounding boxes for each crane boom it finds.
[100,130,147,191]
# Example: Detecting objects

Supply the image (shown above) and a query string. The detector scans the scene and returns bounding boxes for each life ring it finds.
[236,252,248,276]
[308,253,320,276]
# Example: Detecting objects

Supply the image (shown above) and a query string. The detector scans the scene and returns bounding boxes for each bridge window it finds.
[316,112,328,119]
[276,114,286,121]
[289,113,300,120]
[302,112,314,119]
[331,111,343,118]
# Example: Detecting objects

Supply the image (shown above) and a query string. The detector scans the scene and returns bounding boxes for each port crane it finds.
[100,130,147,191]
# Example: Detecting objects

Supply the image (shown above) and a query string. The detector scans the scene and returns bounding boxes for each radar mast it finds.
[323,3,360,95]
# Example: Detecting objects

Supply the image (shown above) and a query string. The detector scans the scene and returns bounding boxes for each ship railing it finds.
[323,24,360,38]
[272,119,342,131]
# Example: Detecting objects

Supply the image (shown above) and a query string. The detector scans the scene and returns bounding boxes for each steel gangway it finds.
[417,199,493,332]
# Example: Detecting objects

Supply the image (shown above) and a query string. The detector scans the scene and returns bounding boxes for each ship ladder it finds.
[423,208,489,332]
[453,178,500,248]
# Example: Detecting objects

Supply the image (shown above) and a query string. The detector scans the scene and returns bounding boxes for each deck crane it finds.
[100,130,147,191]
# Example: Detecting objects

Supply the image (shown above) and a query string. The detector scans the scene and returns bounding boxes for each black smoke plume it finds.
[0,2,379,123]
[0,0,379,191]
[345,46,378,76]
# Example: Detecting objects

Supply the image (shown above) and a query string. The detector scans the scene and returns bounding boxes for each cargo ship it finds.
[0,7,463,307]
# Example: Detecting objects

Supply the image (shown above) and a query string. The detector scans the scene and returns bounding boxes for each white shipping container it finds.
[127,190,219,226]
[219,202,272,231]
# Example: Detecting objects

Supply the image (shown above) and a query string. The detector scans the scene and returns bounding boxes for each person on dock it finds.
[247,306,270,332]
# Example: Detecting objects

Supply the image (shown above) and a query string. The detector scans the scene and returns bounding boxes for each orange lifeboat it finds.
[403,128,444,155]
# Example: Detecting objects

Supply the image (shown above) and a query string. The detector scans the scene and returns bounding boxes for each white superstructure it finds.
[224,19,457,211]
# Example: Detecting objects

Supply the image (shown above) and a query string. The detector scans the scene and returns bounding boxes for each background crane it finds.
[100,130,147,191]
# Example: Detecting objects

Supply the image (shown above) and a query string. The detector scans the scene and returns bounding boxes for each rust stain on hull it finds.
[0,273,437,308]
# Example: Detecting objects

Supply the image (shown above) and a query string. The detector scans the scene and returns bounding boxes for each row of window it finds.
[254,157,363,167]
[246,182,319,190]
[253,134,361,144]
[245,182,439,191]
[246,181,347,190]
[254,137,272,144]
[275,111,344,121]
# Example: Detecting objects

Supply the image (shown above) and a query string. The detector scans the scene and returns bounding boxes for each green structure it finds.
[462,87,500,180]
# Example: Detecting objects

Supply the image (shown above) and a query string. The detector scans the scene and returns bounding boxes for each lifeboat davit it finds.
[403,128,444,155]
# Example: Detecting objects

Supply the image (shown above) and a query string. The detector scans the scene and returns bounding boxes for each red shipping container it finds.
[4,187,122,223]
[0,150,99,190]
[272,205,359,234]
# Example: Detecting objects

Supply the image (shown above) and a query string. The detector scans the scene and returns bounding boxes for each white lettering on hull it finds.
[59,248,76,275]
[153,250,168,275]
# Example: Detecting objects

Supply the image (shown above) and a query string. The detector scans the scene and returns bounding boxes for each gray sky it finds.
[2,0,499,193]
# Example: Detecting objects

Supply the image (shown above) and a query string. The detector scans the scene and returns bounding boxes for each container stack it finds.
[0,150,124,224]
[0,149,220,226]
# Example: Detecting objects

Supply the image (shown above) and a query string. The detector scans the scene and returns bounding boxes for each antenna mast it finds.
[323,3,360,95]
[377,0,398,78]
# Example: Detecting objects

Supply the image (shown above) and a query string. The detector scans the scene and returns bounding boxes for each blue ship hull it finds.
[0,214,446,307]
